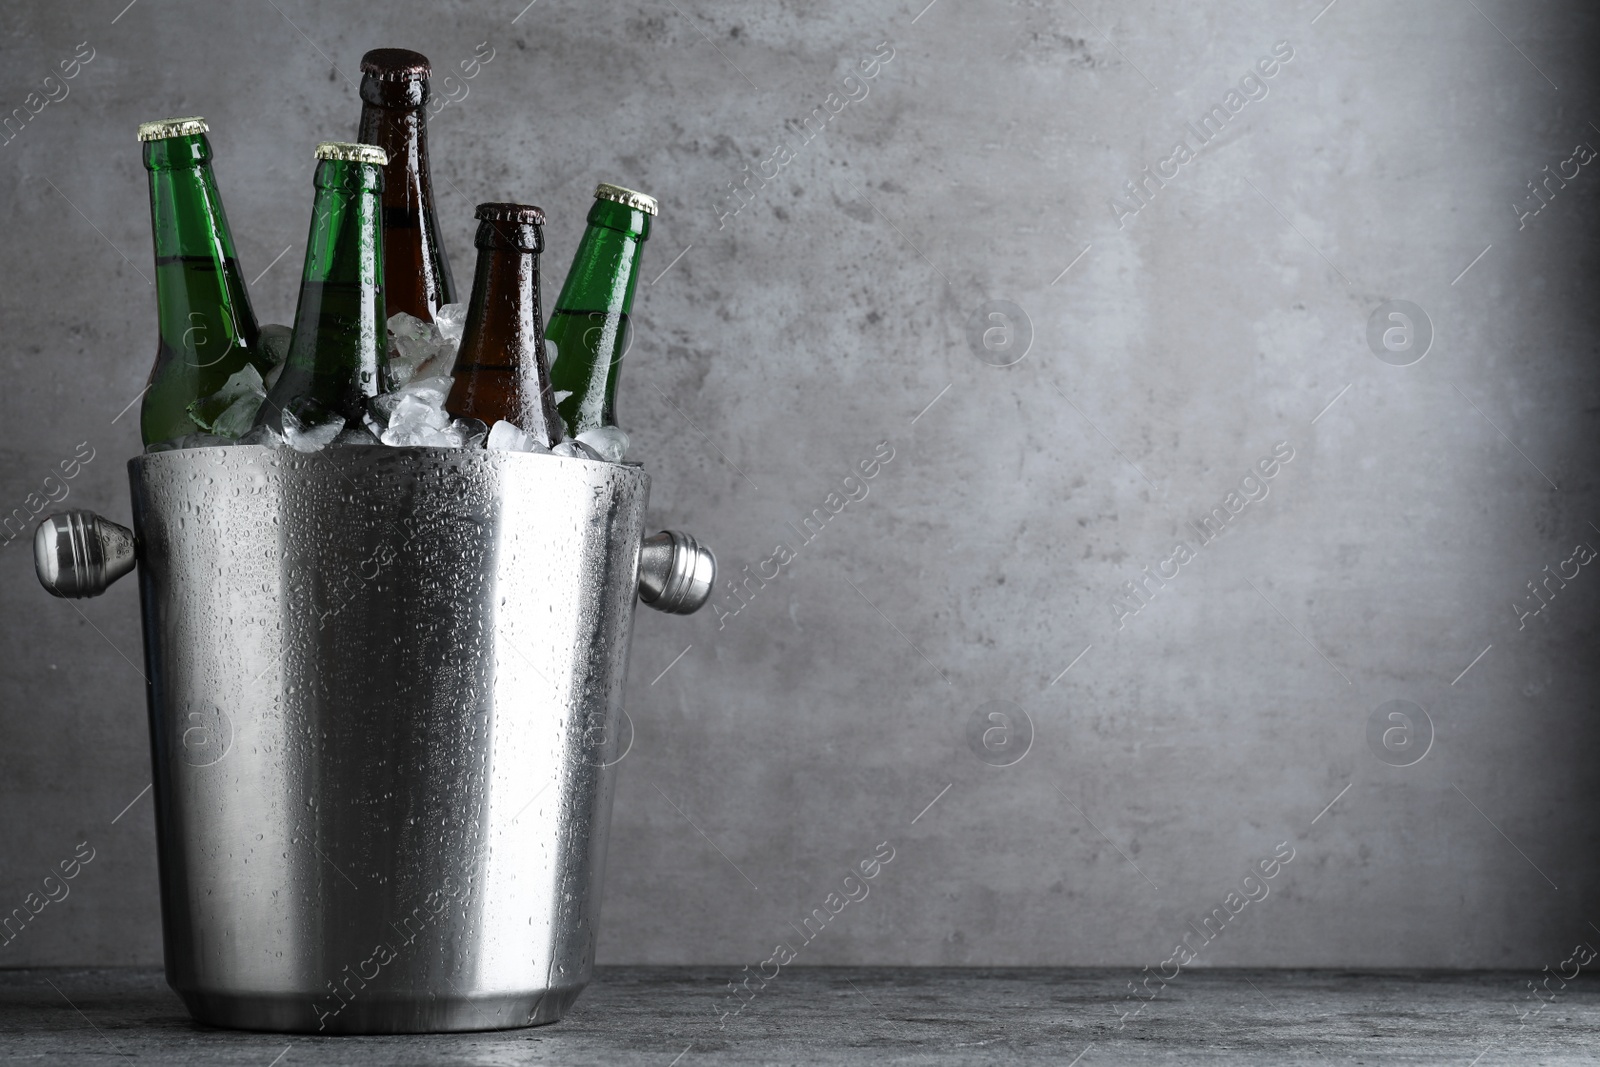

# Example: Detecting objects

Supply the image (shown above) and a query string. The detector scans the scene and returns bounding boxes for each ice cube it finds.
[187,365,265,437]
[332,424,380,446]
[386,356,419,390]
[575,426,629,464]
[236,423,286,449]
[399,394,451,430]
[372,375,450,422]
[387,311,437,350]
[213,393,264,439]
[484,420,551,453]
[434,302,469,344]
[281,400,345,454]
[380,391,454,446]
[544,337,558,368]
[412,343,458,382]
[285,418,343,453]
[486,420,531,452]
[452,417,488,449]
[385,423,464,447]
[386,311,445,387]
[258,324,293,367]
[388,394,449,433]
[392,375,451,411]
[553,390,573,405]
[552,439,601,460]
[371,368,473,447]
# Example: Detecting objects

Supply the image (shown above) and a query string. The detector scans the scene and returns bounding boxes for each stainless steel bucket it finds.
[34,445,714,1034]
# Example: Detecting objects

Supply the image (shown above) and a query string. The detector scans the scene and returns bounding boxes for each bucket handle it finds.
[638,530,716,615]
[35,510,136,599]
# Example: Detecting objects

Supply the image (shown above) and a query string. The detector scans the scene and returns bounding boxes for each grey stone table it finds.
[1,968,1594,1065]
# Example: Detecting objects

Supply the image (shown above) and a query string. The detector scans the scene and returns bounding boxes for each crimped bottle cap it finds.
[138,116,208,142]
[474,203,544,253]
[594,183,658,216]
[315,141,389,166]
[360,48,431,82]
[476,202,546,226]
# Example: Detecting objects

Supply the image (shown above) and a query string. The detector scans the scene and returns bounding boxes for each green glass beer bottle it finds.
[139,116,265,446]
[544,183,656,438]
[255,142,391,438]
[445,203,563,446]
[357,48,455,322]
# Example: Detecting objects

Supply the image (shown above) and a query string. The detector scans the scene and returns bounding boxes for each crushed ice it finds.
[485,420,549,454]
[186,364,266,439]
[148,303,629,464]
[575,426,629,464]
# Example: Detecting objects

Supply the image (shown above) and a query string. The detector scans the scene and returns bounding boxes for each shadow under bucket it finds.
[35,445,714,1033]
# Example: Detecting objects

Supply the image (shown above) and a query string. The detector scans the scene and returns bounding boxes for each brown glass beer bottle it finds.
[445,203,562,447]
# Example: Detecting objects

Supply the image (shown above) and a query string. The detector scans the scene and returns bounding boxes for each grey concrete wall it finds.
[1,0,1597,972]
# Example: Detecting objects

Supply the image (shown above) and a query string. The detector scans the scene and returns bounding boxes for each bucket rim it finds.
[127,444,650,483]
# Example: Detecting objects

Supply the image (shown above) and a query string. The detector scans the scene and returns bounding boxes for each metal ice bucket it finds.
[33,445,714,1033]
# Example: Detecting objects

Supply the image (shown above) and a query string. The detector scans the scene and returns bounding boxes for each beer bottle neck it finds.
[297,159,385,289]
[458,245,538,368]
[551,199,651,315]
[265,157,389,427]
[145,134,245,265]
[357,92,455,320]
[357,101,428,209]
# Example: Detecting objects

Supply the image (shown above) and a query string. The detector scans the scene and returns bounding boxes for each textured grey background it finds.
[1,0,1597,973]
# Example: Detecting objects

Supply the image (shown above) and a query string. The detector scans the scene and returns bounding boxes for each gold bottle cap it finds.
[315,141,389,166]
[594,183,658,216]
[137,116,208,142]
